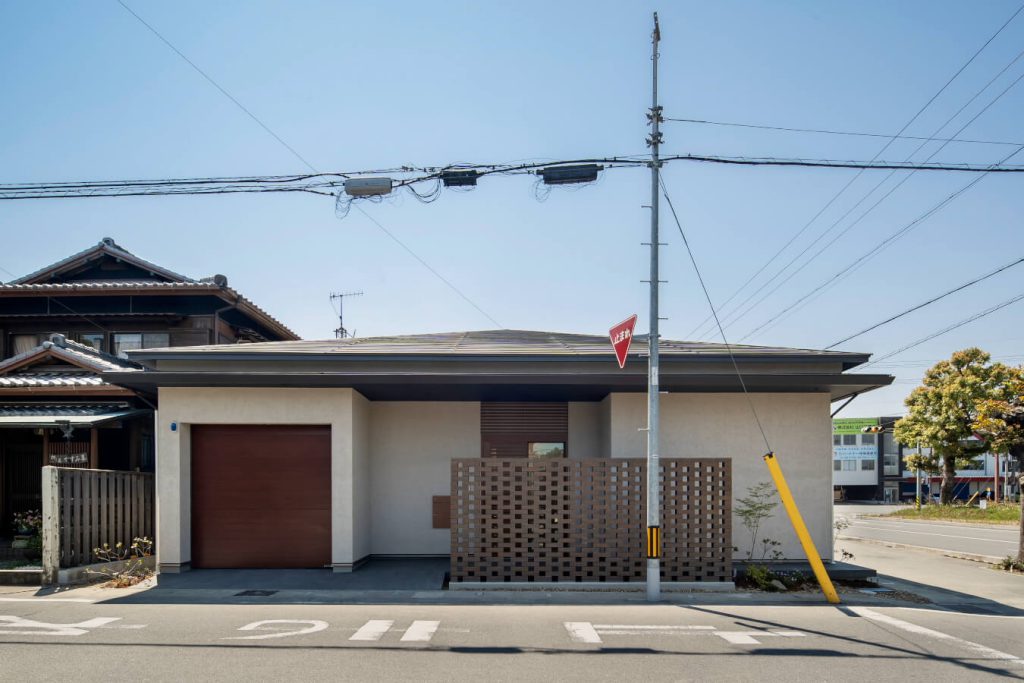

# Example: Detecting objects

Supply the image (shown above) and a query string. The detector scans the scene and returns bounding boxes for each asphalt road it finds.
[835,505,1019,560]
[1,595,1023,681]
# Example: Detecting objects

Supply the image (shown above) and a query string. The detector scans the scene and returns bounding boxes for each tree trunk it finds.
[941,454,957,505]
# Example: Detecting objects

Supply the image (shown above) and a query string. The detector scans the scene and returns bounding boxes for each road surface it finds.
[0,594,1022,681]
[836,505,1019,560]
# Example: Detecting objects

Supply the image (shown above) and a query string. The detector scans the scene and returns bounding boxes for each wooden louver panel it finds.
[480,402,568,458]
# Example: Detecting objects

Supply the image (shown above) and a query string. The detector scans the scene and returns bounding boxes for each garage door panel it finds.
[191,424,331,569]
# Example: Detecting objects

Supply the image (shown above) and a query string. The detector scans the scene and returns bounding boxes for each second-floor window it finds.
[80,333,105,352]
[113,332,170,357]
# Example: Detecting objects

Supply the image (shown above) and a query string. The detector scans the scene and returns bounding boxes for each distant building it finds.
[832,416,1021,502]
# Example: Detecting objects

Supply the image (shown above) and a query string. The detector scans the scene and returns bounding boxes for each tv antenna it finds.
[330,291,363,339]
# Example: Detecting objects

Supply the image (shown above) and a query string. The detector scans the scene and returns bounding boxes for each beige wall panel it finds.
[568,402,602,459]
[606,392,833,561]
[369,401,479,556]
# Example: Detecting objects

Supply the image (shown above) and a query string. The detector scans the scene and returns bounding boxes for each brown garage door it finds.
[191,425,331,568]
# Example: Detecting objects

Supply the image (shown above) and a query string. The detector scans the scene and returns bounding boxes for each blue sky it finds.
[2,1,1023,417]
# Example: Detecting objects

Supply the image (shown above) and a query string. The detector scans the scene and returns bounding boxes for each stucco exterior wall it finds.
[568,402,603,459]
[368,401,479,556]
[154,387,363,571]
[351,392,371,562]
[606,392,833,561]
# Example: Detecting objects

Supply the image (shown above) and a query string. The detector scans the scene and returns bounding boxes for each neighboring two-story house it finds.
[0,238,298,534]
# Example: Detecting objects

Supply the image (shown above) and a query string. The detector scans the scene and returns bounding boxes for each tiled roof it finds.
[126,329,869,362]
[0,403,130,418]
[0,281,214,292]
[0,335,141,376]
[8,237,190,285]
[0,372,107,388]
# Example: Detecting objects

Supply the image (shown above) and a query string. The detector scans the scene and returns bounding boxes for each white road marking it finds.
[849,524,1017,545]
[227,620,329,640]
[0,616,122,636]
[400,620,440,642]
[350,620,395,641]
[0,598,96,603]
[851,607,1023,666]
[565,622,602,644]
[564,622,806,645]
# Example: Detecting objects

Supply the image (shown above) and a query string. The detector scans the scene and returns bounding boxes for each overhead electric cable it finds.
[736,144,1024,343]
[858,291,1024,369]
[823,255,1024,349]
[659,176,772,453]
[117,1,502,328]
[665,117,1023,147]
[683,1,1024,340]
[725,48,1024,341]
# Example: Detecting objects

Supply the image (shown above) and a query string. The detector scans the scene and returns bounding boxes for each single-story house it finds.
[106,330,892,577]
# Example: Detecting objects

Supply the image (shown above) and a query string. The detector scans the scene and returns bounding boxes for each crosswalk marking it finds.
[401,620,440,642]
[564,621,807,645]
[350,620,394,641]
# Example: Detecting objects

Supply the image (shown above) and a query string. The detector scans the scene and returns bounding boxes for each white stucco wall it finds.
[368,401,480,556]
[154,387,364,571]
[568,402,602,459]
[351,392,371,562]
[606,392,833,561]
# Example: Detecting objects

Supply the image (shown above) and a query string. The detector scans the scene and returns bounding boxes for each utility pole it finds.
[330,291,363,339]
[645,12,663,603]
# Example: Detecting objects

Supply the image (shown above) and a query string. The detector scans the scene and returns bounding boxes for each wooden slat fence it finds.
[41,467,154,582]
[451,458,732,584]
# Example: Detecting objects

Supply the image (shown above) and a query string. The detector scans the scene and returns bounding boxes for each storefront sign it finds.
[833,445,876,461]
[49,452,88,466]
[832,418,878,435]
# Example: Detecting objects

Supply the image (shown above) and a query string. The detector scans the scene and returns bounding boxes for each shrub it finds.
[87,537,154,587]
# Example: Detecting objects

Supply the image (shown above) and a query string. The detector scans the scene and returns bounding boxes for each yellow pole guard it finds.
[762,452,841,604]
[647,526,661,559]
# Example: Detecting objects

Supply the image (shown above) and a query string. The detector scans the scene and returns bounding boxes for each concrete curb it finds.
[448,581,736,592]
[839,535,1003,565]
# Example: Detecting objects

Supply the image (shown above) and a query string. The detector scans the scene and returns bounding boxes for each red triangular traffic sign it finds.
[609,314,638,369]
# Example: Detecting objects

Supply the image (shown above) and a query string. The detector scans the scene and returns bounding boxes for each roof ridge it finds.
[9,238,194,285]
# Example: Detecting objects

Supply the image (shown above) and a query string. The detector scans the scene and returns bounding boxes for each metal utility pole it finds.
[330,291,363,339]
[645,12,663,603]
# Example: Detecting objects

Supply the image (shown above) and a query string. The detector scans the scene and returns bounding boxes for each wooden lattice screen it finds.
[450,458,731,583]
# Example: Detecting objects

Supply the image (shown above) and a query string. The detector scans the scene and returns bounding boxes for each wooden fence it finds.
[41,466,154,584]
[450,458,732,584]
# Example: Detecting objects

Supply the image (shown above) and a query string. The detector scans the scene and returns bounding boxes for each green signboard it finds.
[832,417,878,435]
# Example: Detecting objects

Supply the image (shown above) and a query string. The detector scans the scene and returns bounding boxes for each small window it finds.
[113,333,143,357]
[842,460,857,471]
[842,434,857,446]
[80,333,105,352]
[142,333,169,349]
[528,442,565,459]
[861,459,876,471]
[861,433,876,445]
[11,334,39,356]
[833,460,841,471]
[833,435,841,446]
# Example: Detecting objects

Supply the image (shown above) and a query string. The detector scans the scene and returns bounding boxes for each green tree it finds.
[894,348,1017,505]
[972,365,1024,563]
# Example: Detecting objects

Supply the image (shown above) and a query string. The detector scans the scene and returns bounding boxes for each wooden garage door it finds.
[191,425,331,568]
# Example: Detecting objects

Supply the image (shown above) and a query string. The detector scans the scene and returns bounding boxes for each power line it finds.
[659,176,771,454]
[859,291,1024,369]
[823,255,1024,349]
[117,0,321,174]
[665,117,1023,147]
[737,144,1024,343]
[117,1,502,329]
[695,43,1024,340]
[731,56,1024,342]
[683,2,1024,340]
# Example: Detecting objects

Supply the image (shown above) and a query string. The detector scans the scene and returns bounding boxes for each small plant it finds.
[735,481,780,560]
[87,537,154,587]
[745,563,775,590]
[998,556,1024,573]
[12,510,41,535]
[832,518,855,562]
